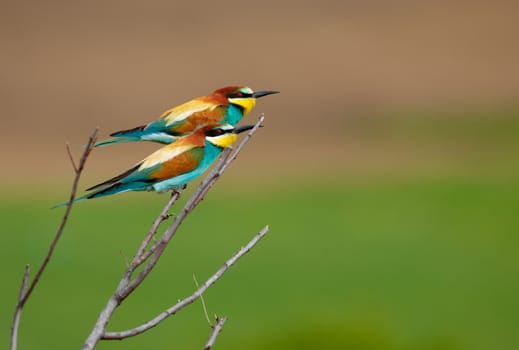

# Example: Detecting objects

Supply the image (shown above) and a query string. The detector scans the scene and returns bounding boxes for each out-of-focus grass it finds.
[1,177,518,349]
[2,109,519,349]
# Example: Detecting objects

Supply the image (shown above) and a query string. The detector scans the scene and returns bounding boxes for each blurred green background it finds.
[1,1,518,349]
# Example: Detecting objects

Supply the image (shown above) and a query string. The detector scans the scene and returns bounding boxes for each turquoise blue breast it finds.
[223,104,244,126]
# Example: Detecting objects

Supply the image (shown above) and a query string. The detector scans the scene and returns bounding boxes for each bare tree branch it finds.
[132,190,181,267]
[10,128,98,350]
[203,316,228,350]
[10,265,30,350]
[124,115,264,277]
[190,114,265,208]
[82,115,266,349]
[102,225,269,340]
[123,115,265,297]
[135,146,232,266]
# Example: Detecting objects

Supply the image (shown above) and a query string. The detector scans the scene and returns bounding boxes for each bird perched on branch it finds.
[94,86,278,147]
[53,124,255,207]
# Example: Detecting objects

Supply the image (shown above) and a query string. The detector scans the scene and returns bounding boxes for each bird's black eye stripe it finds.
[228,91,252,98]
[205,128,227,137]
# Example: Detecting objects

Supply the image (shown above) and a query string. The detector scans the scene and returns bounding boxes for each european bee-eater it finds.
[53,124,255,208]
[94,86,278,147]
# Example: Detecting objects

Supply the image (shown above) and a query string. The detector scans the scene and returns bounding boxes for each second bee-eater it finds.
[53,124,254,208]
[94,86,278,147]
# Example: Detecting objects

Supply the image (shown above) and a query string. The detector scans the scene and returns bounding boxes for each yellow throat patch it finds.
[207,133,238,148]
[228,97,256,115]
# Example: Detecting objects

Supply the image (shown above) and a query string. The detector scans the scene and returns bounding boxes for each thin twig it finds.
[193,274,212,326]
[102,225,269,339]
[10,128,98,350]
[22,129,98,302]
[220,114,264,174]
[132,190,181,268]
[191,114,265,208]
[66,143,78,173]
[203,316,228,350]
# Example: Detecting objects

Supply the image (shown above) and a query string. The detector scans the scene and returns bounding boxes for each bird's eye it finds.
[236,92,243,97]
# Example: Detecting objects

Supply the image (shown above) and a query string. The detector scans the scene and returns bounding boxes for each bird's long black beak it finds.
[252,90,280,98]
[233,124,257,134]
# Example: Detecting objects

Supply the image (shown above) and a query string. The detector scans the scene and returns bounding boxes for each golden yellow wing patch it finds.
[140,144,195,170]
[162,99,220,125]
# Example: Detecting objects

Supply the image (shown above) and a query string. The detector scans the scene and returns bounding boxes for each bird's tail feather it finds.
[94,124,148,147]
[86,164,141,191]
[94,133,175,147]
[110,124,147,137]
[86,181,149,199]
[50,193,90,209]
[51,181,150,209]
[94,135,142,147]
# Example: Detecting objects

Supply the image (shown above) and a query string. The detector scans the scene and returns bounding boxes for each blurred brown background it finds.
[1,0,518,184]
